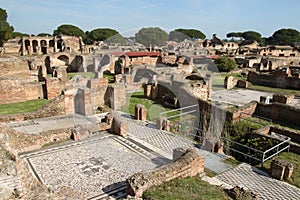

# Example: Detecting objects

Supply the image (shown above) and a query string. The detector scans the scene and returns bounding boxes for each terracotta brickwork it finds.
[126,148,204,197]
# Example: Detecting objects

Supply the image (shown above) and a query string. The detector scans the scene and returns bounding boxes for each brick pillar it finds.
[45,77,61,99]
[140,106,147,121]
[75,88,93,115]
[144,84,152,98]
[135,104,141,120]
[64,89,75,114]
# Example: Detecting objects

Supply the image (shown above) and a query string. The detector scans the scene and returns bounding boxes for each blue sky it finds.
[2,0,300,38]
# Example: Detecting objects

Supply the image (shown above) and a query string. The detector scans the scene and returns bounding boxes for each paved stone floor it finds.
[21,134,169,199]
[211,89,272,107]
[215,163,300,200]
[117,112,231,173]
[12,112,300,199]
[7,114,107,134]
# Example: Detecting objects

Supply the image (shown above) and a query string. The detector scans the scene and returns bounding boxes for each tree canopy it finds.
[266,28,300,46]
[214,56,236,72]
[241,31,262,42]
[85,28,124,44]
[169,28,206,42]
[227,31,262,43]
[0,8,14,46]
[37,33,52,37]
[12,32,29,38]
[226,32,243,40]
[135,27,168,47]
[53,24,86,39]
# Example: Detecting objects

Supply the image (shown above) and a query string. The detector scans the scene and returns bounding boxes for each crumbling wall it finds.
[126,148,204,198]
[224,76,238,89]
[248,71,300,89]
[0,78,44,104]
[255,102,300,128]
[105,84,126,110]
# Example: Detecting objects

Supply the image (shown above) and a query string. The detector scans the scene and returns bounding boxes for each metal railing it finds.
[222,135,291,165]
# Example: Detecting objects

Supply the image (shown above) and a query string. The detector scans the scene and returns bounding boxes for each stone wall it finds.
[224,76,238,89]
[0,57,30,78]
[45,77,62,99]
[272,94,294,105]
[231,101,258,122]
[0,78,44,104]
[124,56,160,67]
[248,71,300,89]
[88,78,109,110]
[105,84,126,110]
[0,125,72,158]
[255,102,300,128]
[126,148,204,198]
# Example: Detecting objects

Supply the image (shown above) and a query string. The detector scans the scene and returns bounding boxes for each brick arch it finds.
[57,55,69,65]
[32,40,38,53]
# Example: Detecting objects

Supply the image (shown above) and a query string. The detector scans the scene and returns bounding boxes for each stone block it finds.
[270,158,294,180]
[237,80,249,88]
[134,104,147,121]
[224,76,238,89]
[110,114,128,137]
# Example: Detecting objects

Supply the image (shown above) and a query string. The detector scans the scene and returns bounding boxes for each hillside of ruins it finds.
[1,7,300,200]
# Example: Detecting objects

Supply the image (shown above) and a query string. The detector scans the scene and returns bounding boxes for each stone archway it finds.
[40,40,47,54]
[67,55,83,72]
[32,40,38,53]
[57,55,69,66]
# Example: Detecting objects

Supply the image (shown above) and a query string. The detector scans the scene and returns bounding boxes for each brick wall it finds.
[255,102,300,128]
[248,71,300,89]
[126,148,204,197]
[0,78,44,105]
[45,78,61,99]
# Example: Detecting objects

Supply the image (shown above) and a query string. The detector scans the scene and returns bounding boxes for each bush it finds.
[214,56,237,72]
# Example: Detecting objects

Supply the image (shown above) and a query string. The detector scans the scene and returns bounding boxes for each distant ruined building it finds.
[3,35,85,55]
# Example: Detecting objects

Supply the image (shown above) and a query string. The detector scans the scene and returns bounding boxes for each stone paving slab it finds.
[211,89,272,107]
[117,112,231,174]
[215,163,300,200]
[7,114,104,134]
[23,135,168,199]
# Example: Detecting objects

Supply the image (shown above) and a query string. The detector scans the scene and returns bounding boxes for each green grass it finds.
[103,73,115,83]
[204,168,217,177]
[143,176,231,200]
[262,152,300,188]
[211,72,246,91]
[121,91,179,121]
[0,99,48,115]
[223,157,242,167]
[247,83,300,95]
[67,72,95,80]
[212,72,300,95]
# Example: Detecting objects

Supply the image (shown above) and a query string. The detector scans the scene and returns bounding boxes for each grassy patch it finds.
[204,168,217,177]
[261,152,300,188]
[103,73,115,83]
[0,99,48,115]
[143,176,231,200]
[223,157,242,167]
[121,91,179,121]
[67,72,95,80]
[247,83,300,95]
